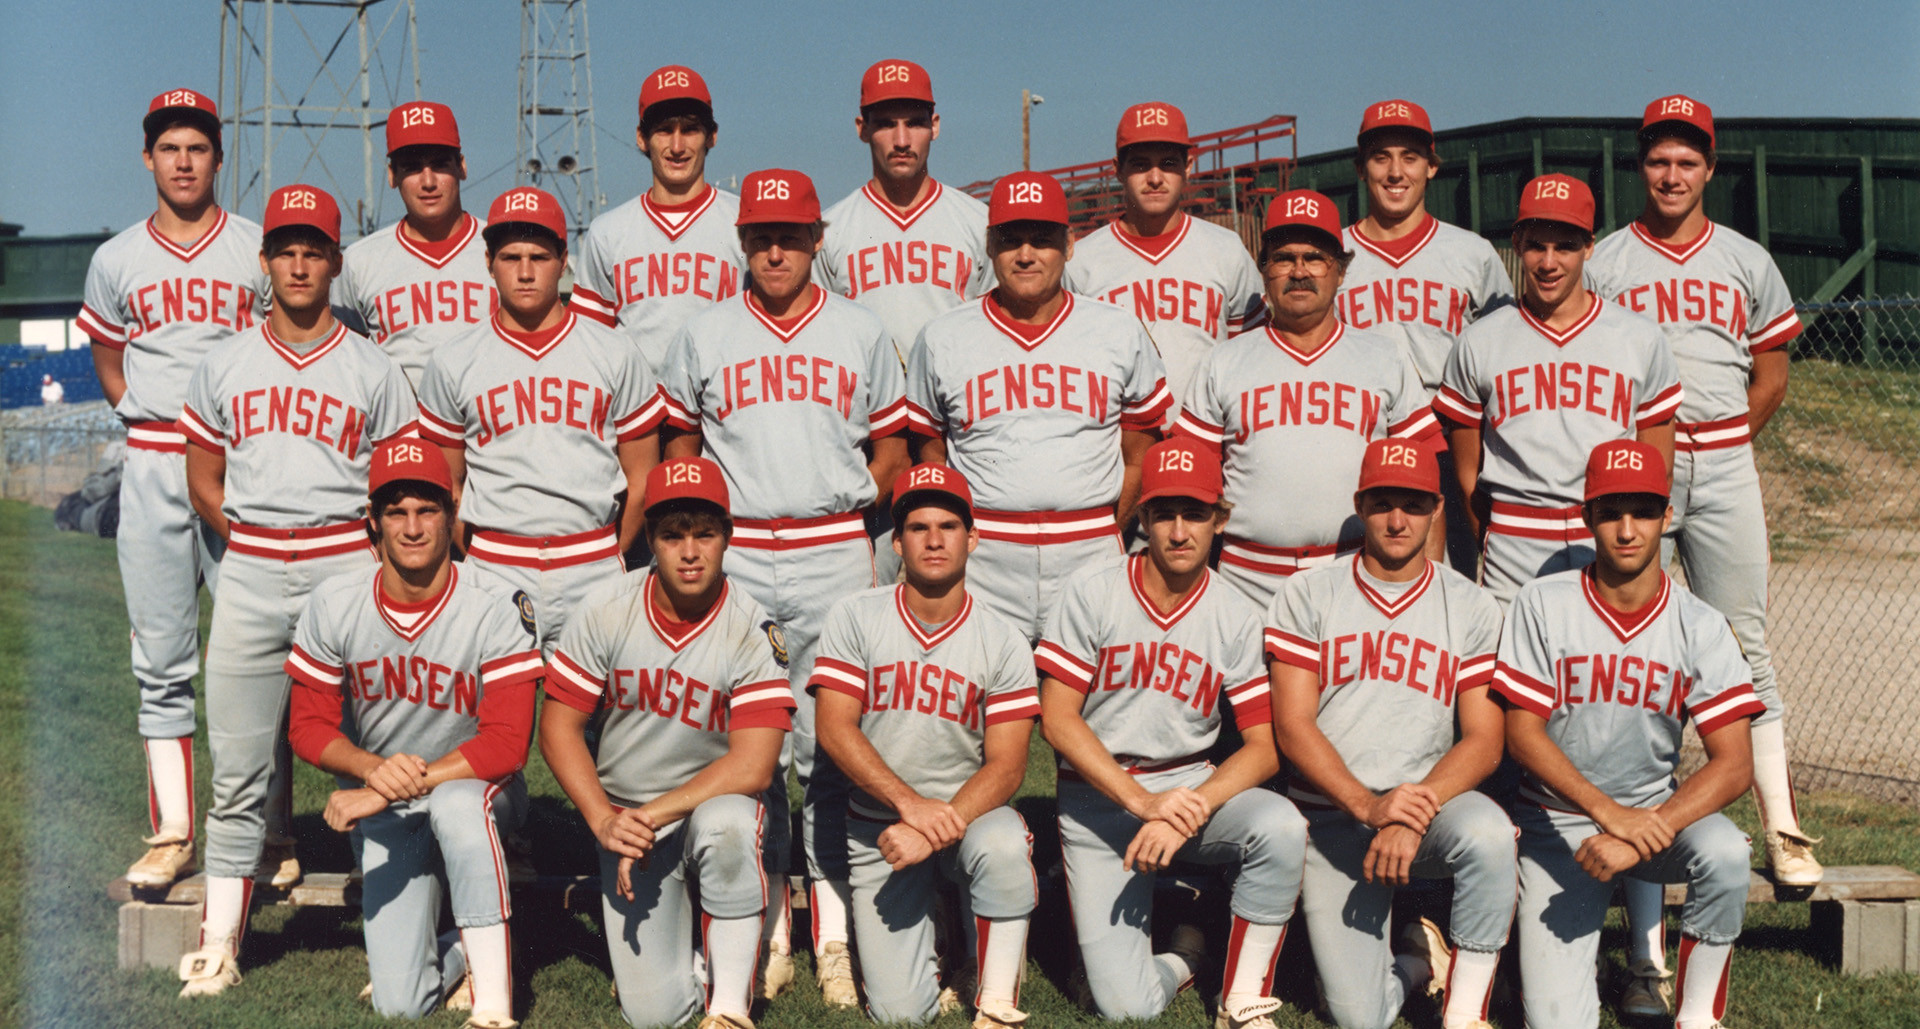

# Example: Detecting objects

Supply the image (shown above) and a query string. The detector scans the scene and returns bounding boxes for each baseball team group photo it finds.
[7,9,1920,1029]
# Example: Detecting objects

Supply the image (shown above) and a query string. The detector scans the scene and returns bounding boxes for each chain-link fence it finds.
[0,402,125,507]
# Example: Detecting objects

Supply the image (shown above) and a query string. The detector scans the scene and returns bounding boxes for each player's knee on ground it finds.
[688,793,769,917]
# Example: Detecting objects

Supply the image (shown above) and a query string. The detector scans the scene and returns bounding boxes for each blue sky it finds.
[5,0,1917,238]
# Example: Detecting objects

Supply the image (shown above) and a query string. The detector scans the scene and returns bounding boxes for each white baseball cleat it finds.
[126,835,197,887]
[1213,996,1284,1029]
[464,1012,517,1029]
[815,940,858,1008]
[1397,916,1451,997]
[1618,958,1674,1018]
[177,948,241,998]
[972,1000,1028,1028]
[1766,830,1823,886]
[938,964,976,1015]
[758,942,794,1000]
[697,1013,756,1029]
[258,840,302,889]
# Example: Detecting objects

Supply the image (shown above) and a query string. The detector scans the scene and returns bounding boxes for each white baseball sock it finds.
[145,737,195,840]
[463,923,511,1014]
[199,875,251,956]
[811,879,852,946]
[763,885,792,953]
[1222,916,1286,1009]
[1442,948,1500,1029]
[1750,719,1805,837]
[704,913,763,1017]
[1674,935,1732,1029]
[1623,878,1669,971]
[975,915,1028,1008]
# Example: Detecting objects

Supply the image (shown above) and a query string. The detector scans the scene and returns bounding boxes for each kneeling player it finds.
[1268,439,1511,1029]
[1039,439,1305,1028]
[541,457,792,1029]
[1495,441,1762,1029]
[811,464,1039,1027]
[284,440,540,1027]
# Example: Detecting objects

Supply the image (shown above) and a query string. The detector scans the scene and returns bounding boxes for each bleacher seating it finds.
[1,345,103,409]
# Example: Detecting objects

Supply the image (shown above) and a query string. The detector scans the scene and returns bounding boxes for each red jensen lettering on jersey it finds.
[715,355,857,421]
[1337,278,1469,334]
[1488,363,1635,430]
[1613,279,1749,336]
[867,661,984,730]
[961,364,1111,429]
[1092,642,1224,717]
[615,251,741,306]
[229,388,369,456]
[1323,631,1460,706]
[376,280,497,342]
[127,278,258,340]
[843,242,972,299]
[1554,654,1689,716]
[346,656,479,714]
[605,668,731,731]
[1101,279,1225,335]
[472,378,613,447]
[1235,381,1382,443]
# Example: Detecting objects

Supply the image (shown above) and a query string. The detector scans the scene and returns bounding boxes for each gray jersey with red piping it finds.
[815,180,993,350]
[569,187,746,374]
[1338,217,1513,392]
[335,214,497,388]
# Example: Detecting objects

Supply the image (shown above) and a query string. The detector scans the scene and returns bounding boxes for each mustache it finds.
[1285,276,1316,291]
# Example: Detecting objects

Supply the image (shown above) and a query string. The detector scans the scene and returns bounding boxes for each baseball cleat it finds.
[815,939,859,1008]
[697,1014,756,1029]
[1396,916,1451,996]
[358,981,372,1002]
[1213,996,1283,1029]
[971,1000,1028,1028]
[257,840,302,889]
[938,964,977,1015]
[177,948,241,998]
[464,1012,517,1029]
[445,969,474,1010]
[1618,958,1674,1018]
[126,835,197,887]
[1766,830,1823,886]
[758,942,794,1000]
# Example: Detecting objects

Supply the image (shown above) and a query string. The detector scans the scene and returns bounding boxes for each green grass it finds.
[3,498,1918,1028]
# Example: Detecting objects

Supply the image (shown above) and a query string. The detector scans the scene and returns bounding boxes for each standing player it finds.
[907,171,1171,642]
[1038,439,1304,1029]
[1176,190,1438,606]
[1268,439,1512,1029]
[810,464,1039,1028]
[1065,101,1266,418]
[1337,99,1513,567]
[1433,175,1683,606]
[415,185,662,655]
[572,66,745,374]
[336,100,497,389]
[1494,440,1763,1029]
[658,168,909,1006]
[283,440,539,1027]
[175,184,418,996]
[541,457,794,1029]
[82,89,265,887]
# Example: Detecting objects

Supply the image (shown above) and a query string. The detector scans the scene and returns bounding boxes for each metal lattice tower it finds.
[217,0,421,240]
[516,0,603,240]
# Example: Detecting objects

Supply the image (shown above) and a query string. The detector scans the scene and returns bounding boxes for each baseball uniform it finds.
[80,207,265,845]
[336,213,497,388]
[285,561,542,1018]
[1433,299,1682,605]
[1065,213,1267,417]
[1037,555,1304,1021]
[546,572,794,1029]
[1265,555,1513,1029]
[808,585,1040,1024]
[1176,322,1439,606]
[1493,568,1763,1029]
[416,308,664,652]
[569,186,746,374]
[1338,217,1513,394]
[906,293,1171,640]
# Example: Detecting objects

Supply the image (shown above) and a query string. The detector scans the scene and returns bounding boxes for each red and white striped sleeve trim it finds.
[1172,409,1226,446]
[1262,628,1319,672]
[1120,379,1174,431]
[1491,661,1556,718]
[1748,308,1803,353]
[905,398,943,437]
[984,686,1040,725]
[1635,382,1683,428]
[1456,652,1497,691]
[285,644,343,692]
[1224,674,1273,730]
[1388,406,1442,441]
[481,649,544,690]
[543,649,604,713]
[77,304,130,349]
[615,391,667,442]
[1431,386,1482,427]
[416,404,466,448]
[868,396,909,440]
[1034,640,1095,693]
[729,677,798,715]
[806,656,868,702]
[568,285,619,327]
[659,386,698,431]
[1689,682,1765,737]
[177,404,225,452]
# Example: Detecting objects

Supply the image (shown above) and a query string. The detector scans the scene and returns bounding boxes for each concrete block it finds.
[117,901,199,971]
[1811,898,1920,976]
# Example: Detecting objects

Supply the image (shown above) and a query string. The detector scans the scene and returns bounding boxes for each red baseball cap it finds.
[1138,438,1223,506]
[263,184,342,242]
[1516,174,1595,233]
[638,65,712,124]
[860,59,934,108]
[1115,101,1191,152]
[386,101,460,154]
[1583,440,1669,501]
[987,171,1069,227]
[144,88,220,141]
[1357,98,1433,145]
[1262,189,1343,252]
[369,438,454,497]
[1641,94,1715,148]
[736,169,821,225]
[486,186,568,243]
[645,457,731,516]
[1355,438,1442,498]
[890,463,974,525]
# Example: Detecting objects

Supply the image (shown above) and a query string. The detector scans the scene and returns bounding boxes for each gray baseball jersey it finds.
[807,584,1039,816]
[1264,555,1501,802]
[1338,217,1513,391]
[1064,214,1267,409]
[547,573,794,807]
[1493,568,1764,810]
[336,213,497,388]
[570,187,747,373]
[415,309,664,536]
[815,180,993,349]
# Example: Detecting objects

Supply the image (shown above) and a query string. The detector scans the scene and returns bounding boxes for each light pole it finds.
[1022,89,1044,171]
